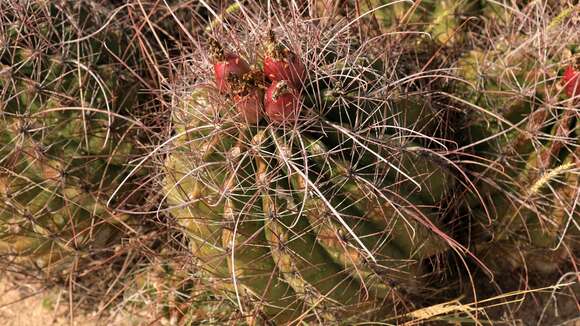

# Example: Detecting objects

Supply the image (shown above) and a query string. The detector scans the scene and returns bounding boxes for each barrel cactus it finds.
[160,6,467,323]
[0,1,145,277]
[455,2,579,274]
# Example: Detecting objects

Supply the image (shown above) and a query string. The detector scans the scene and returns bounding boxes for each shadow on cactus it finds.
[0,1,151,291]
[156,4,476,324]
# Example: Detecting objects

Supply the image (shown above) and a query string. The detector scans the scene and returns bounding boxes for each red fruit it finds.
[234,89,263,123]
[264,80,301,123]
[214,54,250,93]
[264,32,305,86]
[563,65,579,98]
[264,53,305,86]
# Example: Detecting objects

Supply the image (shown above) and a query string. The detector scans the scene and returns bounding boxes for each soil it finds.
[0,275,150,326]
[467,267,580,326]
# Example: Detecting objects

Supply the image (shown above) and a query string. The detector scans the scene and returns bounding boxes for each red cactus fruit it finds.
[214,54,250,93]
[210,39,250,93]
[227,69,265,123]
[234,89,264,123]
[563,65,579,98]
[264,32,305,86]
[265,80,301,123]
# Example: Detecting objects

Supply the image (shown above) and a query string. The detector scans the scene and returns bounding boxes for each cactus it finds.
[455,2,579,273]
[0,1,145,276]
[0,0,576,324]
[357,0,483,46]
[160,7,463,322]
